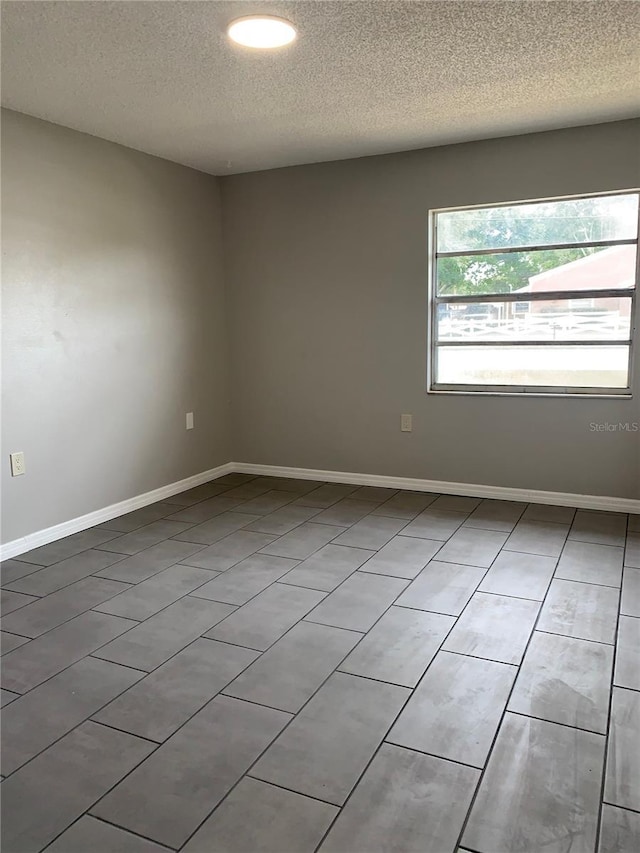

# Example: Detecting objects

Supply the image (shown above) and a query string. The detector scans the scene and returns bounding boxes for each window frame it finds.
[427,189,640,398]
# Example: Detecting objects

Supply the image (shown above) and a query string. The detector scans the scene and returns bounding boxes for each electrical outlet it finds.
[10,451,25,476]
[186,412,194,430]
[400,414,412,432]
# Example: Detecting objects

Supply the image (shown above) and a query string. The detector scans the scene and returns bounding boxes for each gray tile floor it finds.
[1,474,638,853]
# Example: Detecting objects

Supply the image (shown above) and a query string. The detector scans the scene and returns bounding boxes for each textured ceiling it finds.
[1,0,639,175]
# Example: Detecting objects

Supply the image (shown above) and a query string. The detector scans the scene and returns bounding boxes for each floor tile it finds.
[15,528,121,566]
[46,816,171,853]
[399,508,468,540]
[555,541,624,587]
[252,672,409,805]
[331,515,409,550]
[164,480,239,506]
[205,583,326,650]
[504,519,569,557]
[1,611,136,693]
[182,777,338,853]
[5,549,126,596]
[598,804,640,853]
[100,501,182,533]
[0,589,37,615]
[463,499,525,532]
[189,553,299,605]
[388,651,516,767]
[430,495,481,513]
[93,596,235,671]
[93,564,212,620]
[395,561,486,616]
[92,696,291,849]
[171,512,261,545]
[522,503,576,524]
[605,687,640,811]
[222,480,273,500]
[99,520,193,555]
[358,535,442,579]
[1,721,155,853]
[295,483,359,508]
[312,498,379,527]
[234,490,297,515]
[211,473,257,487]
[442,592,539,664]
[260,522,345,560]
[306,571,408,632]
[1,688,19,707]
[94,638,259,742]
[245,504,322,534]
[319,744,479,853]
[463,713,605,853]
[435,527,509,568]
[339,606,454,687]
[94,539,204,583]
[569,510,627,547]
[256,477,324,494]
[1,576,130,638]
[164,495,247,524]
[628,514,640,532]
[620,567,640,617]
[626,531,640,568]
[180,530,277,571]
[1,656,143,775]
[614,616,640,691]
[279,544,373,591]
[371,490,439,519]
[508,631,613,733]
[1,632,30,655]
[478,550,556,600]
[1,559,45,586]
[537,578,619,644]
[225,621,361,712]
[349,485,398,502]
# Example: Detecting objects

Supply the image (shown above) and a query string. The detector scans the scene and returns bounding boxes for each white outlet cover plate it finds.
[10,451,25,476]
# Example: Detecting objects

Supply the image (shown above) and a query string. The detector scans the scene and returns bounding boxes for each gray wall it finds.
[222,120,640,499]
[1,110,230,543]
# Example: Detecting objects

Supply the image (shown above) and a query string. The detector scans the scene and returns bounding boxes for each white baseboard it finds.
[0,463,235,561]
[233,462,640,515]
[2,460,637,561]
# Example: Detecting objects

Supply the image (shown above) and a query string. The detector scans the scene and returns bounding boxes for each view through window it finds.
[429,191,639,395]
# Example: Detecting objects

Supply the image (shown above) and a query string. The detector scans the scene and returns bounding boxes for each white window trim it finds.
[427,189,640,398]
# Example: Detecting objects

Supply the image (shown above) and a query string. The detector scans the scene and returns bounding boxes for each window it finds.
[428,191,639,396]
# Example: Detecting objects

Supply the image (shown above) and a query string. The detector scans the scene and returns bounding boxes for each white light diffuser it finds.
[227,15,297,49]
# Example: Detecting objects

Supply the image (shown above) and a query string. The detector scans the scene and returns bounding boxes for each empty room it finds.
[1,2,639,852]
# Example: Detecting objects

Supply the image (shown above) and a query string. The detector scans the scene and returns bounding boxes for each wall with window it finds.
[222,119,640,499]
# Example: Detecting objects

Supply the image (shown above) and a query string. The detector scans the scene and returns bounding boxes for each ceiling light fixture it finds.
[227,15,297,49]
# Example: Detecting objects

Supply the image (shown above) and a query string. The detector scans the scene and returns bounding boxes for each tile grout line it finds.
[30,494,405,848]
[0,664,159,780]
[594,520,627,851]
[1,590,247,771]
[173,509,447,850]
[40,791,178,853]
[451,514,611,853]
[7,485,475,849]
[310,548,499,852]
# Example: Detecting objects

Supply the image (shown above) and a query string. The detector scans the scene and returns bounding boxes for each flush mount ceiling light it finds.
[227,15,297,49]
